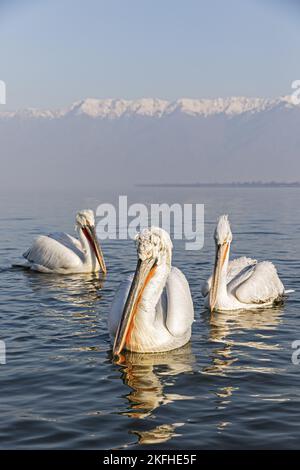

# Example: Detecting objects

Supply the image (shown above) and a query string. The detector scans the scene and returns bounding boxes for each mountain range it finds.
[1,97,299,190]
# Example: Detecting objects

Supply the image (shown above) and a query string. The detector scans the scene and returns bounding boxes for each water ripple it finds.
[0,188,300,448]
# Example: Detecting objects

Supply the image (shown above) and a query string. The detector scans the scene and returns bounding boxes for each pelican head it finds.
[113,227,173,355]
[136,227,173,266]
[210,215,232,311]
[214,214,232,246]
[76,210,106,274]
[76,209,95,228]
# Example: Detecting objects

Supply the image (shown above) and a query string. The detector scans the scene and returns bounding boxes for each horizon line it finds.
[137,181,300,188]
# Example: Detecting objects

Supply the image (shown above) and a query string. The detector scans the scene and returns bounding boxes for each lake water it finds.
[0,187,299,449]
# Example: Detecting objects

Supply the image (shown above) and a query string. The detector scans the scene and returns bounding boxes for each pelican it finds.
[22,210,106,274]
[202,215,289,312]
[109,227,194,354]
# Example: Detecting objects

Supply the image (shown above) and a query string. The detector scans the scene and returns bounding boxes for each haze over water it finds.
[0,187,299,449]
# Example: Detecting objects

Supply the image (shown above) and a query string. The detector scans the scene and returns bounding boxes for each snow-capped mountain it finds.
[0,96,299,190]
[0,96,297,120]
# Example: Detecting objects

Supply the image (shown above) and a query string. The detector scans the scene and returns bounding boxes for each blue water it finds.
[0,187,299,449]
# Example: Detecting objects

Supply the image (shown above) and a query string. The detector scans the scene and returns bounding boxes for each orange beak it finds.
[113,257,157,355]
[83,225,107,274]
[209,242,230,312]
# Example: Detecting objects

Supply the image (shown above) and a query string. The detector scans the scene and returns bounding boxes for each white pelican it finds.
[202,215,289,312]
[22,210,106,274]
[109,227,194,354]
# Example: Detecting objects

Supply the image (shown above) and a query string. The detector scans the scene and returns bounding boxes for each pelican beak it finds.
[209,242,230,312]
[113,257,157,355]
[83,225,107,274]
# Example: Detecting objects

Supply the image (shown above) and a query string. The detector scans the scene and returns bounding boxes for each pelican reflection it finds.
[117,343,195,419]
[23,270,104,308]
[203,306,283,376]
[114,344,195,445]
[131,423,184,445]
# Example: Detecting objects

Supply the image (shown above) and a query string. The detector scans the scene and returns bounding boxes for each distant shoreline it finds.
[137,182,300,188]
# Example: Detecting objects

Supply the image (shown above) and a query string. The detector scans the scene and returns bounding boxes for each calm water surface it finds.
[0,188,299,449]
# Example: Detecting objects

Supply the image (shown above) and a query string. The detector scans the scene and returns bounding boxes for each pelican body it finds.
[202,215,287,312]
[109,227,194,354]
[23,210,106,274]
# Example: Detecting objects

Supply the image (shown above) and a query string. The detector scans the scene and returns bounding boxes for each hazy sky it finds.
[0,0,300,110]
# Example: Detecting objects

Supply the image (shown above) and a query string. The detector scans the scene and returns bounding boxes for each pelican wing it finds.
[201,257,257,297]
[227,260,257,293]
[23,233,83,271]
[235,261,285,305]
[47,232,82,252]
[165,267,194,337]
[227,257,257,281]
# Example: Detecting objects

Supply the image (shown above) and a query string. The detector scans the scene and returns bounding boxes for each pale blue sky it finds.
[1,0,300,110]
